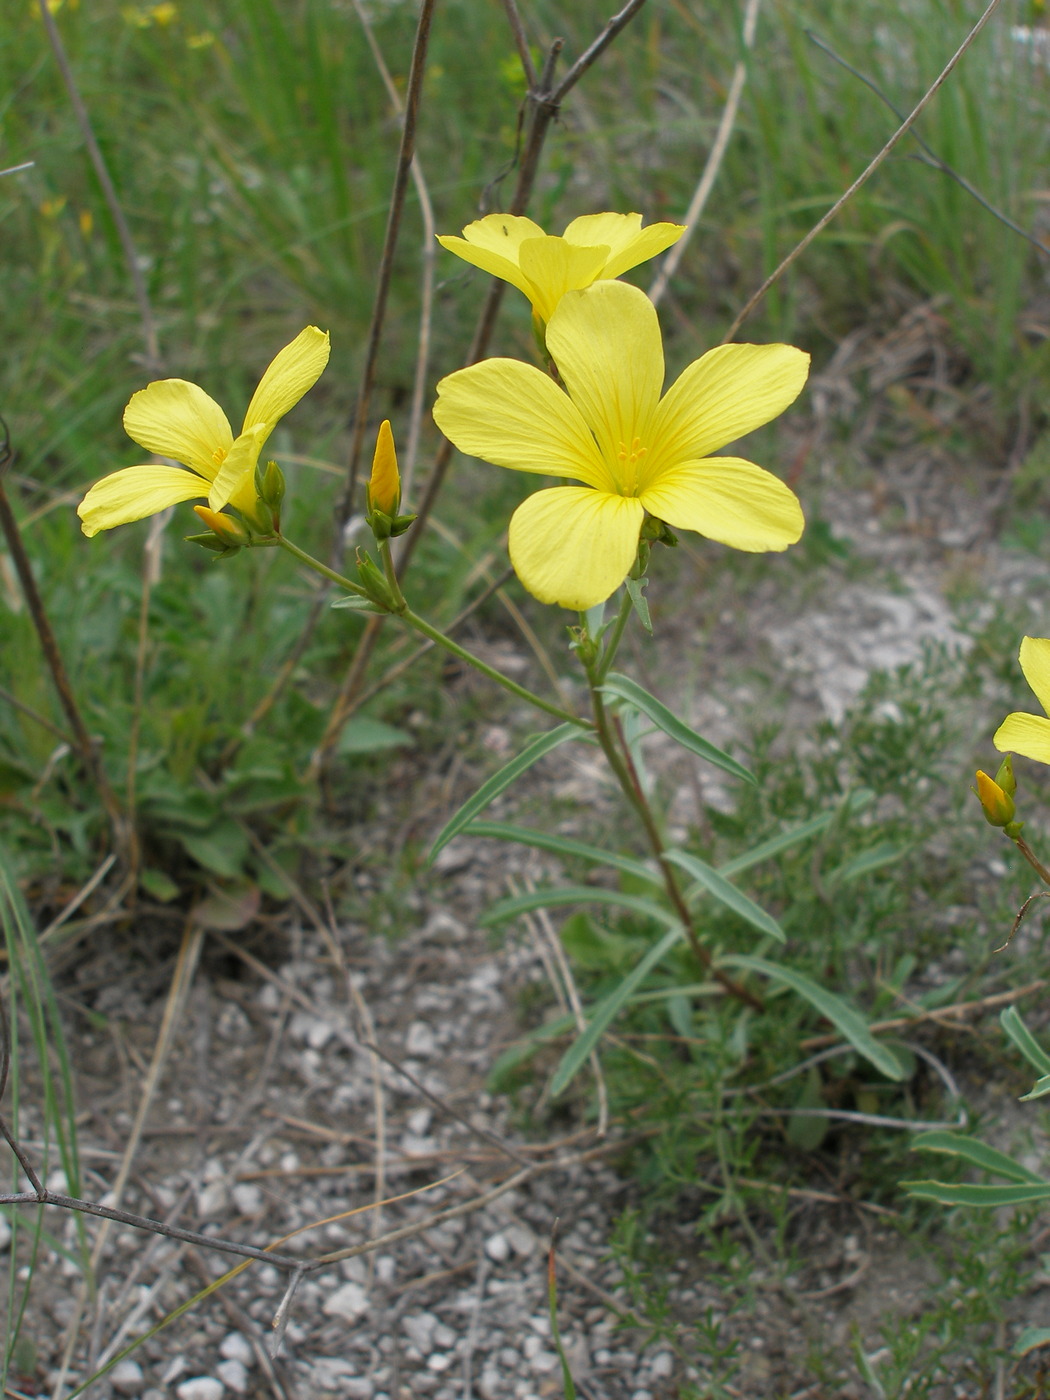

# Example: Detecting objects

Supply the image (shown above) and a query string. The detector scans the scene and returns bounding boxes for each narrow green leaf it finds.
[825,841,907,887]
[903,1180,1050,1207]
[550,927,684,1098]
[1020,1075,1050,1102]
[719,790,875,877]
[482,886,676,930]
[1014,1327,1050,1357]
[1001,1006,1050,1078]
[720,954,905,1080]
[428,723,582,862]
[911,1131,1044,1184]
[666,850,784,942]
[600,673,755,785]
[625,577,652,634]
[465,821,659,886]
[489,1011,576,1088]
[336,716,412,756]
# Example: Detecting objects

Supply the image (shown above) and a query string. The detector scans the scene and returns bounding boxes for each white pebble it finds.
[219,1333,253,1365]
[322,1281,369,1322]
[110,1359,144,1395]
[484,1232,510,1263]
[215,1361,248,1394]
[405,1021,436,1056]
[231,1183,263,1216]
[650,1351,674,1378]
[0,1218,11,1252]
[175,1380,225,1400]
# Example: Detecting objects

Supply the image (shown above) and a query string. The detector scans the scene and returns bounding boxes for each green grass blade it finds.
[465,821,660,885]
[1014,1327,1050,1358]
[427,724,583,861]
[482,887,677,930]
[902,1181,1050,1207]
[718,789,875,877]
[550,927,684,1098]
[600,673,756,785]
[666,850,784,942]
[910,1131,1044,1184]
[1000,1006,1050,1078]
[720,954,906,1080]
[825,842,908,887]
[1020,1075,1050,1102]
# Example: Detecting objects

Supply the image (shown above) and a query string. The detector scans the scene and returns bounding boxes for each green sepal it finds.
[185,532,240,558]
[331,594,387,614]
[355,548,398,610]
[625,576,652,634]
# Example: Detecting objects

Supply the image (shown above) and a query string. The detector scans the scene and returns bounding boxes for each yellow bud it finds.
[193,505,249,548]
[974,770,1016,827]
[368,420,401,517]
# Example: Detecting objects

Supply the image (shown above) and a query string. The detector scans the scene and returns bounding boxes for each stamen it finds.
[212,447,227,467]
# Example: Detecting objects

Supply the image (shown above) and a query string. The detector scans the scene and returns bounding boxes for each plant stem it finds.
[586,674,763,1011]
[595,588,634,683]
[278,536,588,730]
[1013,833,1050,887]
[379,537,407,613]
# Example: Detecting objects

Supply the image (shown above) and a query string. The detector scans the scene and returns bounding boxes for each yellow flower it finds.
[437,212,685,325]
[994,637,1050,764]
[433,281,808,611]
[367,419,401,516]
[78,327,330,537]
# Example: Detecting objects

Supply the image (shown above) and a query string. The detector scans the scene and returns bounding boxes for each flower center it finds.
[616,437,647,493]
[212,447,227,467]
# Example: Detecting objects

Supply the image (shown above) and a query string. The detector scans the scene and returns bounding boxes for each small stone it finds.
[110,1359,145,1395]
[426,1354,452,1373]
[196,1180,228,1219]
[160,1358,187,1386]
[219,1332,253,1365]
[322,1281,369,1322]
[231,1183,263,1216]
[0,1218,11,1252]
[403,1312,437,1354]
[484,1232,510,1263]
[650,1352,674,1379]
[175,1380,225,1400]
[505,1224,537,1257]
[405,1021,436,1056]
[215,1361,248,1394]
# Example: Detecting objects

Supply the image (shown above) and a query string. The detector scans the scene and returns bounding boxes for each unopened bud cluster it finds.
[186,461,286,557]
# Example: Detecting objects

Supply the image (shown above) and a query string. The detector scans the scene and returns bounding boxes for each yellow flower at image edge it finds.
[994,636,1050,764]
[437,212,685,324]
[432,281,809,611]
[77,326,330,537]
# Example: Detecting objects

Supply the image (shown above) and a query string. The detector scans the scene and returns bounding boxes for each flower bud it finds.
[256,459,286,512]
[368,420,401,518]
[193,505,250,548]
[995,753,1016,798]
[974,769,1016,827]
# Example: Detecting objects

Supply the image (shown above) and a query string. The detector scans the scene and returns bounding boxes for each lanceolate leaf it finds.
[719,790,874,878]
[482,886,677,930]
[465,821,660,885]
[427,723,583,862]
[910,1131,1044,1184]
[550,927,684,1098]
[720,954,905,1080]
[1001,1006,1050,1078]
[600,673,755,785]
[666,850,784,942]
[903,1181,1050,1207]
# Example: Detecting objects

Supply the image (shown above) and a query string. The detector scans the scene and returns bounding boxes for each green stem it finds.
[595,586,634,683]
[379,537,407,613]
[278,536,589,731]
[586,671,763,1012]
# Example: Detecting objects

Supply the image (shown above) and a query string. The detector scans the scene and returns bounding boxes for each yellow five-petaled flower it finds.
[77,326,330,537]
[437,212,685,326]
[994,637,1050,765]
[433,281,809,612]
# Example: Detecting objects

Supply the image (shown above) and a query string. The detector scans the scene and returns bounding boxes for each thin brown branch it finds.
[502,0,538,88]
[335,0,438,539]
[549,0,649,103]
[722,0,1007,341]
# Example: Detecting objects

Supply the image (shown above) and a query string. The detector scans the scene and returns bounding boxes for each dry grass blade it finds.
[723,0,1007,340]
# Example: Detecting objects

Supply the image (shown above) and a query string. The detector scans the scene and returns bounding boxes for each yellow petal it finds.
[209,424,269,511]
[508,486,644,611]
[517,237,609,322]
[648,343,810,471]
[77,465,210,537]
[369,419,401,515]
[563,212,686,278]
[639,456,804,552]
[1018,636,1050,717]
[123,380,233,478]
[433,359,613,490]
[436,214,545,298]
[993,711,1050,765]
[242,325,331,433]
[544,282,663,477]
